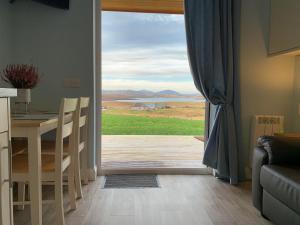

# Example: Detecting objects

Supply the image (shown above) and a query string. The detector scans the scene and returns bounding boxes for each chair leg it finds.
[55,176,65,225]
[68,166,77,210]
[75,154,83,199]
[17,182,26,210]
[81,150,89,185]
[81,147,89,185]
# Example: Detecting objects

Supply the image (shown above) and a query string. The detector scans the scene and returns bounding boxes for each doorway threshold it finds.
[100,167,212,175]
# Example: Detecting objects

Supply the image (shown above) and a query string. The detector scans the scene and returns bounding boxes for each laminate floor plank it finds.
[13,175,273,225]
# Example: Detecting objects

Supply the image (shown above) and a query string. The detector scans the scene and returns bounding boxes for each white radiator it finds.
[249,115,284,166]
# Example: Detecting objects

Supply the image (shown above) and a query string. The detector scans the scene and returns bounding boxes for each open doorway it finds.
[100,10,210,174]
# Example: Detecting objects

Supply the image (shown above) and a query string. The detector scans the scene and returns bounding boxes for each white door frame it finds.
[94,0,102,176]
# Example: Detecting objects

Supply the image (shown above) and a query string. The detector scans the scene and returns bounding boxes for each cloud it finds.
[102,46,191,79]
[101,12,197,93]
[102,79,198,94]
[102,12,186,50]
[137,14,184,23]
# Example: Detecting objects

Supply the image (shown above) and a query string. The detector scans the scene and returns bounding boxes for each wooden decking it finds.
[101,135,207,173]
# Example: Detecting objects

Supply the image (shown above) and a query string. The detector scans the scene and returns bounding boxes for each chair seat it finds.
[261,165,300,214]
[12,140,84,155]
[13,153,70,173]
[41,140,69,154]
[42,140,84,153]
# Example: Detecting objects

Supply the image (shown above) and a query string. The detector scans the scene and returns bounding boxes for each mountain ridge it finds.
[102,89,202,101]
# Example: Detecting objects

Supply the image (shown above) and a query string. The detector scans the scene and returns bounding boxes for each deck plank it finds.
[101,135,206,170]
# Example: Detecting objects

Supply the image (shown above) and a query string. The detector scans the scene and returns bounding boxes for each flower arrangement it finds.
[1,64,40,89]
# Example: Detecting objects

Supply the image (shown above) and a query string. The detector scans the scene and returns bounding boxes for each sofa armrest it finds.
[258,136,300,165]
[252,146,268,211]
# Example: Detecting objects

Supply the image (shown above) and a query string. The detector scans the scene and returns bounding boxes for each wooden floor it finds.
[14,175,273,225]
[101,136,206,173]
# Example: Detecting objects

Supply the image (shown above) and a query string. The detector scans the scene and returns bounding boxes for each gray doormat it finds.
[104,174,159,188]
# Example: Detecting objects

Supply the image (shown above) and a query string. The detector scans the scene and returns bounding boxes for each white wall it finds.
[0,2,12,70]
[240,0,296,177]
[10,0,98,168]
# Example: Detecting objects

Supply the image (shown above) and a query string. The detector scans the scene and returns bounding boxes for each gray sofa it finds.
[252,136,300,225]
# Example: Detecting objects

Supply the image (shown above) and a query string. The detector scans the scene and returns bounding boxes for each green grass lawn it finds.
[102,113,204,135]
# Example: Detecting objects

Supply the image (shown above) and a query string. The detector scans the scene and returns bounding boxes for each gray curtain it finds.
[184,0,241,184]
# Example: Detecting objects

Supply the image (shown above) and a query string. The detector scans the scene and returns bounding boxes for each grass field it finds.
[102,101,206,120]
[102,113,205,135]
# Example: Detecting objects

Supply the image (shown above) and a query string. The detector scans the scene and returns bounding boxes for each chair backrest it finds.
[74,97,90,149]
[55,98,78,171]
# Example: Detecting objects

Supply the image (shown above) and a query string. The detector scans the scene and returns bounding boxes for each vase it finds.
[16,89,31,104]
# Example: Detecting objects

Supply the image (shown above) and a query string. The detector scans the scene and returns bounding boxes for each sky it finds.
[102,12,198,94]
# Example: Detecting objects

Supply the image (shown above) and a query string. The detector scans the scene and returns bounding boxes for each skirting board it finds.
[245,166,252,180]
[87,166,98,181]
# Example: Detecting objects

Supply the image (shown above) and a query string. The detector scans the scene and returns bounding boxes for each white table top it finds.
[0,88,17,97]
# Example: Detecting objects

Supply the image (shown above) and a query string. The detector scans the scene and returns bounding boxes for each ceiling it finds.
[101,0,184,14]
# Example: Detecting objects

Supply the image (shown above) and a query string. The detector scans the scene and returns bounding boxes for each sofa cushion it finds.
[260,165,300,215]
[263,190,300,225]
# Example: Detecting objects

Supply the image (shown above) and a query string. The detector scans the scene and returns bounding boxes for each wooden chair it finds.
[12,98,78,225]
[37,97,90,198]
[74,97,90,198]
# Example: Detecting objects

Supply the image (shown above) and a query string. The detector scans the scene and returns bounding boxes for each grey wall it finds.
[291,56,300,131]
[239,0,296,177]
[10,0,97,167]
[269,0,300,55]
[0,2,12,70]
[3,0,299,178]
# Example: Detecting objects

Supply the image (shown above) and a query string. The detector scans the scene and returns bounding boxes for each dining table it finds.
[11,114,59,225]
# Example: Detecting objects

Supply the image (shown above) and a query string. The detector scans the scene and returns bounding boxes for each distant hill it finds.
[102,89,203,101]
[155,90,180,95]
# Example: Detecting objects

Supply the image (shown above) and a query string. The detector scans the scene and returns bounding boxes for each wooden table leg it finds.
[28,129,42,225]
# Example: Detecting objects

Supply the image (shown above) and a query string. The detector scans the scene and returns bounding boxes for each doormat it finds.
[103,174,159,189]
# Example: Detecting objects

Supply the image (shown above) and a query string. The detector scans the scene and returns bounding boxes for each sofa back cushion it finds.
[258,136,300,165]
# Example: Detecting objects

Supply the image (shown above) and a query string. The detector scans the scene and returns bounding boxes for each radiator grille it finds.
[249,115,284,166]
